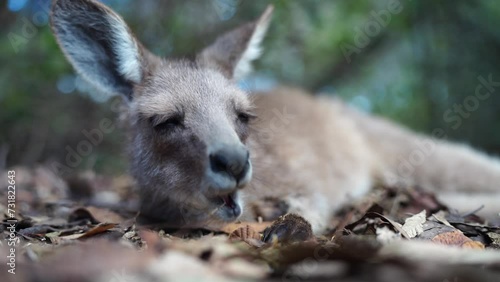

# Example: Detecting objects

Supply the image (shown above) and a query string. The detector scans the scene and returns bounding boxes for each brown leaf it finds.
[405,187,448,214]
[229,225,263,247]
[59,223,118,240]
[220,221,272,234]
[431,230,485,249]
[345,205,410,239]
[68,208,99,224]
[85,206,125,224]
[79,223,118,238]
[462,241,486,250]
[68,207,125,225]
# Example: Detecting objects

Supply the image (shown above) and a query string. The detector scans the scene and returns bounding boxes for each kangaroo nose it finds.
[210,147,250,184]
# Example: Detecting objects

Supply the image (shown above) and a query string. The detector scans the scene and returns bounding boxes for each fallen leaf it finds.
[431,230,485,249]
[58,223,117,240]
[345,206,409,239]
[462,241,486,249]
[431,210,454,228]
[229,225,263,247]
[67,208,99,224]
[79,223,118,239]
[220,221,272,234]
[401,210,426,238]
[85,206,125,224]
[487,232,500,249]
[405,187,448,214]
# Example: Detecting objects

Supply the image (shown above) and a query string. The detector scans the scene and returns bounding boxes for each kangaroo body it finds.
[245,89,375,231]
[249,88,500,232]
[50,0,500,234]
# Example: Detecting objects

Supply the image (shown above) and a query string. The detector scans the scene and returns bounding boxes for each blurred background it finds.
[1,0,500,175]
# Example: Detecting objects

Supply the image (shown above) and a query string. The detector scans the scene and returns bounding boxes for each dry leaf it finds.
[432,230,485,249]
[402,210,426,238]
[487,232,500,249]
[79,223,117,238]
[344,205,410,238]
[229,225,263,247]
[59,223,117,241]
[462,241,486,249]
[220,221,272,234]
[85,206,125,224]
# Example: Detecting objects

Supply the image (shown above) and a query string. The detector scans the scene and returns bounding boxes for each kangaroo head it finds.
[50,0,273,228]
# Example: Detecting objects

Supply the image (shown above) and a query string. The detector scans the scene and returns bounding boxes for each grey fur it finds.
[51,0,500,234]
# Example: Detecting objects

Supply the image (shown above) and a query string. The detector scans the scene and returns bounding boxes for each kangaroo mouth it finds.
[211,191,241,219]
[219,193,237,209]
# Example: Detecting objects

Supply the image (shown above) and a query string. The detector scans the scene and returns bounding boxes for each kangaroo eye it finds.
[150,114,184,132]
[237,112,256,124]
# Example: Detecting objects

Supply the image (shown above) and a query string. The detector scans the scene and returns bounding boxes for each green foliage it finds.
[1,0,500,173]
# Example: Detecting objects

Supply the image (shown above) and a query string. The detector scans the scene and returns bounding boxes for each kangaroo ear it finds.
[197,5,273,80]
[51,0,149,100]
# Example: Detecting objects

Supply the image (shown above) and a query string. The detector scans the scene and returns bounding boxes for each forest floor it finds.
[1,166,500,282]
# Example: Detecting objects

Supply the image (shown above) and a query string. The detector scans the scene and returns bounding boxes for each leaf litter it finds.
[0,167,499,282]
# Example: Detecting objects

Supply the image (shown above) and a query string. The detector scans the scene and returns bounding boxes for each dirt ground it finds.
[1,166,499,282]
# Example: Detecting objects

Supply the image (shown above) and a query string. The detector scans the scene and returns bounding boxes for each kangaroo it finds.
[50,0,500,235]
